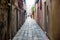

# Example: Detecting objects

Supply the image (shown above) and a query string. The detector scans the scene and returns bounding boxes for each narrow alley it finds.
[0,0,60,40]
[13,17,49,40]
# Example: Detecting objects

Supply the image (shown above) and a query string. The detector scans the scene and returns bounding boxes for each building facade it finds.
[34,0,44,30]
[0,0,26,40]
[0,0,11,40]
[17,0,26,30]
[46,0,60,40]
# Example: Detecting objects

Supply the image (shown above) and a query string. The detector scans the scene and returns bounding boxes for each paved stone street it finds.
[13,17,49,40]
